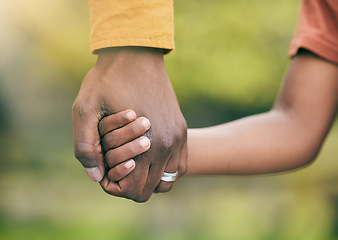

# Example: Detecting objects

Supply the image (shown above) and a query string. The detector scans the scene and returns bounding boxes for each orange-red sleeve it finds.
[288,0,338,64]
[89,0,174,54]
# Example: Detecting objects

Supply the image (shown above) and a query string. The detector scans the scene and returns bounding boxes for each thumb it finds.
[72,104,105,182]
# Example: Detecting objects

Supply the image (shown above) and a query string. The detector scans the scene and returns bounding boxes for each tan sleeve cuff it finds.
[89,0,174,54]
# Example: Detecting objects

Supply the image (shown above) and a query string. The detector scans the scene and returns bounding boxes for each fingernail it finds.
[139,137,150,148]
[126,111,136,121]
[125,160,135,169]
[141,118,150,129]
[85,167,102,182]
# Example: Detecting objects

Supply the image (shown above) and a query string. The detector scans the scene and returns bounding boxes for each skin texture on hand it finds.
[99,111,186,187]
[72,47,187,202]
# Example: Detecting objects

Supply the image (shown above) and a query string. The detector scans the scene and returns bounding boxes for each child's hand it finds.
[99,110,151,182]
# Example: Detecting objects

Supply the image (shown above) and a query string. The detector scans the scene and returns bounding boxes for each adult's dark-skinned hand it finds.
[72,47,187,202]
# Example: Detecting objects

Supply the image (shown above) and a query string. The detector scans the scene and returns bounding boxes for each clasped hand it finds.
[72,47,187,202]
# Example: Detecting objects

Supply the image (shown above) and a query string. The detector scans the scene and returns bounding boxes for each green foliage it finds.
[168,0,299,108]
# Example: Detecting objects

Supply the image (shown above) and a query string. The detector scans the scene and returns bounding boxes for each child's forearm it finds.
[186,111,318,175]
[186,51,338,176]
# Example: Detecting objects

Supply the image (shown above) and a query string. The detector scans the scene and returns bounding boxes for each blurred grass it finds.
[0,121,338,240]
[0,0,338,239]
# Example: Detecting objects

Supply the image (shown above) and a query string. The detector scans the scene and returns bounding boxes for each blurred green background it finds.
[1,0,337,239]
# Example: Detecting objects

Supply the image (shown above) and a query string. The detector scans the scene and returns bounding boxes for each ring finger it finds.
[154,150,179,193]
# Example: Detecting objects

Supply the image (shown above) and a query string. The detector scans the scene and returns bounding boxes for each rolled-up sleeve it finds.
[89,0,174,54]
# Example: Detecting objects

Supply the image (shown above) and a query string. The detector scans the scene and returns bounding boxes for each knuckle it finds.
[115,164,126,177]
[101,185,113,195]
[125,143,137,157]
[101,185,121,197]
[105,150,119,167]
[103,133,117,149]
[158,135,175,152]
[108,169,121,181]
[157,184,172,193]
[120,189,137,201]
[127,123,138,137]
[74,143,99,163]
[133,194,150,203]
[177,122,188,140]
[120,186,149,203]
[180,119,188,131]
[116,112,127,125]
[72,100,91,118]
[176,113,187,129]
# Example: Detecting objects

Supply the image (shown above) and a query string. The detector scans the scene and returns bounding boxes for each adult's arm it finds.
[72,0,187,202]
[73,47,187,202]
[186,51,338,175]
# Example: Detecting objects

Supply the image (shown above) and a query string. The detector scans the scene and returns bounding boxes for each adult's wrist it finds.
[96,47,165,67]
[93,46,168,89]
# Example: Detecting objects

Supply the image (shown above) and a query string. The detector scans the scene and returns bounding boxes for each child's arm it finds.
[187,50,338,175]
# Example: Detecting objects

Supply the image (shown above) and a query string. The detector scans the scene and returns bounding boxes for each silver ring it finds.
[161,171,178,182]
